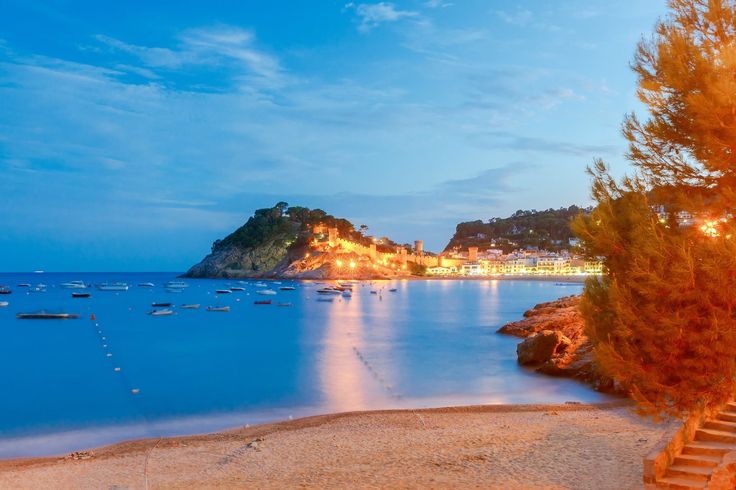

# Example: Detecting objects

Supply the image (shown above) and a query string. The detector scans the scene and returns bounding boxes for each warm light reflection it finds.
[700,220,720,237]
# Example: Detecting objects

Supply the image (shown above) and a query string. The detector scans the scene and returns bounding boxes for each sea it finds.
[0,272,612,457]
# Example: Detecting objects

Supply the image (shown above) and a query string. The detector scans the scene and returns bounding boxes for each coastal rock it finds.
[517,330,572,365]
[185,239,293,278]
[498,295,617,393]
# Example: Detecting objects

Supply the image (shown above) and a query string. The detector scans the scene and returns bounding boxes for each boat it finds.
[256,289,277,295]
[164,281,189,289]
[254,282,267,287]
[138,282,155,287]
[96,282,129,291]
[152,302,172,307]
[342,291,352,298]
[316,288,341,295]
[370,291,378,295]
[279,286,296,291]
[72,292,91,298]
[254,300,272,305]
[16,311,79,319]
[229,287,245,291]
[277,302,293,307]
[215,289,232,294]
[165,288,184,293]
[17,284,30,288]
[148,309,174,316]
[60,281,88,289]
[29,285,46,293]
[206,306,230,312]
[0,286,11,295]
[0,301,8,307]
[180,304,200,309]
[317,297,335,302]
[389,288,398,292]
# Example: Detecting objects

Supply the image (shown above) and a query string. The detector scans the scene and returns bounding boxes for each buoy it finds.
[131,388,140,394]
[90,314,96,321]
[106,353,112,357]
[114,367,121,372]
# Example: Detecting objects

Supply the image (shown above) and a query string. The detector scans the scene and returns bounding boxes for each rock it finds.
[499,295,620,394]
[517,330,572,365]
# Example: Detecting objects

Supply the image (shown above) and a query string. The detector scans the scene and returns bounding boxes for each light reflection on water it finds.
[0,273,609,457]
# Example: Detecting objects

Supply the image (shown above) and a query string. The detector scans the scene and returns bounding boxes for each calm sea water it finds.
[0,272,609,457]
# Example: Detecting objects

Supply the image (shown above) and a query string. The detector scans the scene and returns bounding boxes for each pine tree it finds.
[575,0,736,418]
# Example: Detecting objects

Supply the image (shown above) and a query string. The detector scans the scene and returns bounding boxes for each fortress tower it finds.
[468,246,478,261]
[414,240,424,255]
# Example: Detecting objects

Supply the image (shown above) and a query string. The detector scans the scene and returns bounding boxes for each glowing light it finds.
[336,260,343,267]
[349,261,356,269]
[305,253,311,258]
[700,220,720,237]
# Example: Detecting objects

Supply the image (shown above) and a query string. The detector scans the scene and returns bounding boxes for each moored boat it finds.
[317,288,341,295]
[165,281,189,289]
[277,302,293,307]
[254,300,272,305]
[342,291,352,298]
[17,283,30,288]
[0,286,11,295]
[256,289,277,295]
[229,287,245,291]
[96,282,129,291]
[206,306,230,312]
[180,304,200,309]
[138,282,155,287]
[60,280,88,289]
[148,309,174,316]
[152,302,172,307]
[72,292,91,298]
[317,297,335,302]
[215,289,232,294]
[279,286,296,291]
[17,311,79,319]
[0,301,8,307]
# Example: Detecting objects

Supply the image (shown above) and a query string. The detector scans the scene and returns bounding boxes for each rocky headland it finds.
[498,295,617,393]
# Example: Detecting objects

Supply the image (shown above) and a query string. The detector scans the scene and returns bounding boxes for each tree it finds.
[575,0,736,418]
[359,224,368,235]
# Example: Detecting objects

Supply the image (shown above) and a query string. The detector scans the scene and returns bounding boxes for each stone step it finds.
[682,440,736,457]
[665,464,712,481]
[695,428,736,444]
[656,476,707,489]
[704,419,736,432]
[716,410,736,423]
[726,401,736,411]
[673,453,721,468]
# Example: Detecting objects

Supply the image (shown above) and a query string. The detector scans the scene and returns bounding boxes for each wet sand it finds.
[0,401,667,489]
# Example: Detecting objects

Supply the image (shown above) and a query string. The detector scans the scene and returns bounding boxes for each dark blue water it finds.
[0,272,608,457]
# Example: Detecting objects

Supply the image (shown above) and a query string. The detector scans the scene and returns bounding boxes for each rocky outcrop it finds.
[499,295,615,392]
[184,239,293,278]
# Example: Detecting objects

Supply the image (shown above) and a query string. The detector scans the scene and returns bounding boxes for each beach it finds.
[0,401,667,489]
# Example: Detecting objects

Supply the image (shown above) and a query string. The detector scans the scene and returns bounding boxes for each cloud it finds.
[345,2,419,32]
[94,25,281,83]
[496,9,533,26]
[475,131,619,157]
[424,0,454,8]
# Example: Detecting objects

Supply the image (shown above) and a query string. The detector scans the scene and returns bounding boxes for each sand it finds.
[0,401,668,489]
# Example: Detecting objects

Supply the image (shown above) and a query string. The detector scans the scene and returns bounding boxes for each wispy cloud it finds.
[95,25,282,83]
[424,0,454,8]
[496,9,533,26]
[345,2,419,32]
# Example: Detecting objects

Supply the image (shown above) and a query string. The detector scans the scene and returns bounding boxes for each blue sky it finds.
[0,0,667,271]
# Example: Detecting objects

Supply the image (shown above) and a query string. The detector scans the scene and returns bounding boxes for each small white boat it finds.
[254,282,267,288]
[138,282,155,287]
[96,282,129,291]
[317,288,341,295]
[342,291,352,298]
[180,304,200,309]
[164,281,189,288]
[216,289,232,294]
[148,309,174,316]
[0,301,8,307]
[277,302,293,307]
[206,306,230,312]
[256,289,277,295]
[279,286,296,291]
[17,311,79,319]
[229,286,245,291]
[60,280,88,289]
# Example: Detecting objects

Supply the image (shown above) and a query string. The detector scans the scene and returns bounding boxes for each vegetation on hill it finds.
[445,206,588,253]
[574,0,736,418]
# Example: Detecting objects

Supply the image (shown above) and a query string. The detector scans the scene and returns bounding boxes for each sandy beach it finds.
[0,401,667,489]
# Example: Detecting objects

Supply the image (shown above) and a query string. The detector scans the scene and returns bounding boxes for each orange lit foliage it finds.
[574,0,736,418]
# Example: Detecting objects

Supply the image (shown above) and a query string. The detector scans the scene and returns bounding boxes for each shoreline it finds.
[0,400,665,489]
[0,400,634,466]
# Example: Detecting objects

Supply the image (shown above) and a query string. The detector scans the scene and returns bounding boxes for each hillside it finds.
[444,206,589,254]
[184,202,405,279]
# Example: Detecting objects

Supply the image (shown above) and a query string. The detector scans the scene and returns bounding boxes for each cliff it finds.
[498,295,617,393]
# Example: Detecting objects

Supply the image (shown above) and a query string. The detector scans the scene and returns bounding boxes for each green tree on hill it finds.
[574,0,736,418]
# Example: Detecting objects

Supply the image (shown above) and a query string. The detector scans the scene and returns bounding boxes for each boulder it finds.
[517,330,572,366]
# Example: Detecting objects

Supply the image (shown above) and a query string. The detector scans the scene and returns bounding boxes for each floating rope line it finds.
[352,346,401,400]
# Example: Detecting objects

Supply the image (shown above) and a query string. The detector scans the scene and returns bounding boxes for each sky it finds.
[0,0,668,271]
